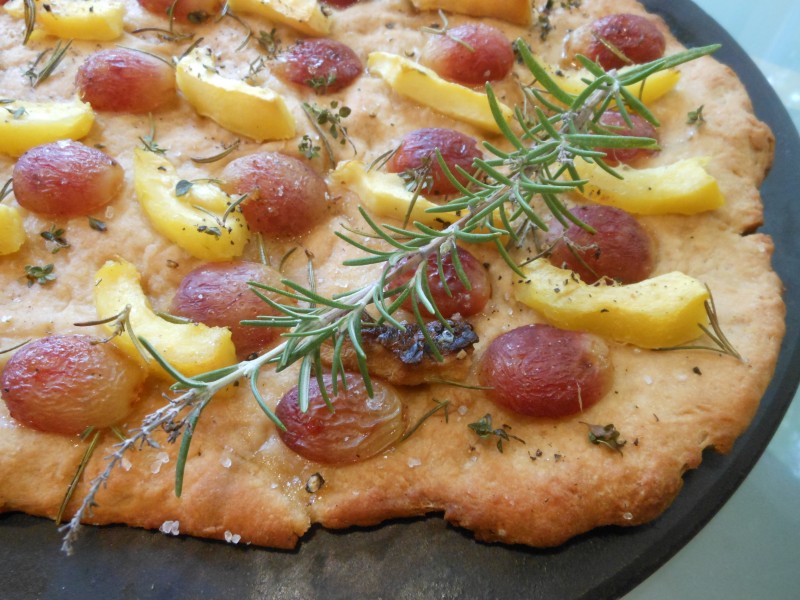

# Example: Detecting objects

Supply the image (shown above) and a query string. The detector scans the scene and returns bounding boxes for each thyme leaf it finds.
[40,225,70,253]
[88,217,108,232]
[687,105,706,125]
[256,28,281,59]
[24,263,56,287]
[298,134,321,159]
[302,100,356,164]
[468,413,524,453]
[140,115,167,154]
[583,422,626,454]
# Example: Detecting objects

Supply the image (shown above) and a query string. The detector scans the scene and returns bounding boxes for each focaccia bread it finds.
[0,0,783,551]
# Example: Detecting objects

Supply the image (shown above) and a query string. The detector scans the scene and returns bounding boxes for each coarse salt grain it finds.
[150,452,170,474]
[224,530,241,544]
[120,456,132,471]
[220,456,232,469]
[407,457,422,468]
[457,405,468,416]
[160,520,180,535]
[644,375,654,385]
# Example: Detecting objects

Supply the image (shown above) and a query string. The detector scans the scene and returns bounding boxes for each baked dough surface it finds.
[0,0,783,549]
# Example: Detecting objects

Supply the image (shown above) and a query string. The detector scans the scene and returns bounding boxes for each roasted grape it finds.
[386,128,481,195]
[137,0,221,23]
[422,23,514,86]
[1,335,145,435]
[542,204,654,284]
[594,110,659,165]
[221,152,329,237]
[391,246,491,319]
[275,374,406,464]
[170,261,287,359]
[76,48,175,113]
[564,13,666,70]
[478,325,612,418]
[274,38,363,93]
[322,0,361,7]
[12,141,124,217]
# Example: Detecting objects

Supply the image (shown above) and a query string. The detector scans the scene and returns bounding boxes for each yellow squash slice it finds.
[572,156,724,215]
[0,206,25,256]
[0,98,94,157]
[175,47,295,141]
[520,49,680,107]
[331,160,460,227]
[94,258,237,378]
[514,259,710,348]
[4,0,125,41]
[410,0,532,26]
[367,52,514,134]
[226,0,330,36]
[133,148,249,261]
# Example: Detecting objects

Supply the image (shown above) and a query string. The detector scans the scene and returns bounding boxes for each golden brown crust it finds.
[0,0,783,550]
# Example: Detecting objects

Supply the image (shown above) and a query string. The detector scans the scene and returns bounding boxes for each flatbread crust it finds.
[0,0,783,549]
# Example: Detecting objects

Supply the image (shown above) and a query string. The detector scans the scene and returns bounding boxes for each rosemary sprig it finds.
[421,9,474,52]
[218,2,253,52]
[131,0,195,42]
[61,42,722,553]
[654,288,741,358]
[56,428,102,525]
[25,40,73,88]
[22,0,35,45]
[190,139,240,163]
[0,178,13,202]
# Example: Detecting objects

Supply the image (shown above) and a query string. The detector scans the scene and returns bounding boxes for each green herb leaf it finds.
[88,217,108,232]
[468,413,525,453]
[583,422,626,454]
[24,263,56,287]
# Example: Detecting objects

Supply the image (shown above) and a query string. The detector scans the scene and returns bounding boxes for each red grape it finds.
[478,325,613,418]
[1,335,145,435]
[422,23,514,86]
[220,152,329,238]
[170,261,288,359]
[137,0,221,23]
[391,246,491,319]
[542,204,654,284]
[593,110,659,165]
[565,13,666,70]
[275,374,406,464]
[76,48,175,113]
[386,128,481,195]
[322,0,362,8]
[12,141,124,217]
[274,38,363,93]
